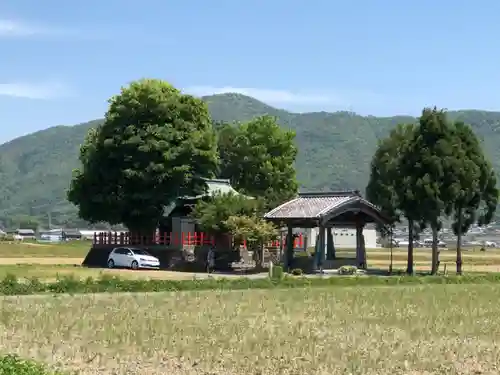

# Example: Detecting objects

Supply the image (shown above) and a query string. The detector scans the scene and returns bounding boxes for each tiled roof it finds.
[264,191,380,220]
[163,179,248,217]
[203,179,241,197]
[183,178,250,200]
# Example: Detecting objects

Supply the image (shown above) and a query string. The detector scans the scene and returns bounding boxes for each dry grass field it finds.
[1,242,500,374]
[2,285,500,374]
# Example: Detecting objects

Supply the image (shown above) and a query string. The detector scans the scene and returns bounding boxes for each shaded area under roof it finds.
[264,191,389,227]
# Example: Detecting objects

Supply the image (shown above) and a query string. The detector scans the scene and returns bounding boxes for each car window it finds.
[114,248,128,255]
[130,248,150,256]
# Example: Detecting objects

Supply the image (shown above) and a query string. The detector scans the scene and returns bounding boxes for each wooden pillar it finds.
[303,233,308,255]
[326,227,335,260]
[315,225,326,271]
[284,224,294,272]
[355,217,367,269]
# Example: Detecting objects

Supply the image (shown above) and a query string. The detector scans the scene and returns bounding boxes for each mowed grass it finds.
[0,240,90,258]
[1,285,500,374]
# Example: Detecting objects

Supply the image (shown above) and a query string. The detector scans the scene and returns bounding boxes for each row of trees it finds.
[366,107,498,275]
[67,79,298,244]
[67,79,498,275]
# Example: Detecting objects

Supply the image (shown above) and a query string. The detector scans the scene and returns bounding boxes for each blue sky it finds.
[1,0,500,143]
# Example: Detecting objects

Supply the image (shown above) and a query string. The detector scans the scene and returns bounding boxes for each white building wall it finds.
[303,227,378,249]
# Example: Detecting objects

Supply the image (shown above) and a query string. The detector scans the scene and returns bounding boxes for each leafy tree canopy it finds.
[67,79,219,232]
[448,121,498,273]
[190,192,264,235]
[366,123,417,226]
[225,215,278,249]
[449,121,498,231]
[366,122,420,274]
[217,115,298,209]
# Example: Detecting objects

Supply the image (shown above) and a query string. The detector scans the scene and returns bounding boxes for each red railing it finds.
[246,233,304,249]
[93,231,304,248]
[93,232,215,246]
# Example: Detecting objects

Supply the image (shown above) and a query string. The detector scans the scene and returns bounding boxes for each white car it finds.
[107,247,160,270]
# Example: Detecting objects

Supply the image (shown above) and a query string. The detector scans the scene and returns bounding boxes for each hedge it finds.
[0,355,61,375]
[1,272,500,296]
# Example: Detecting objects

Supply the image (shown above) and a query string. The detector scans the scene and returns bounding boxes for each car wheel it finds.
[107,259,115,268]
[130,260,139,270]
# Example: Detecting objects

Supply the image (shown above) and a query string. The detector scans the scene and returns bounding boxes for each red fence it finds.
[93,231,305,248]
[93,232,215,246]
[265,234,304,249]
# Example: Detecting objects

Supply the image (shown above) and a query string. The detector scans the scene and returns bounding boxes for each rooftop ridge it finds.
[298,190,361,198]
[202,178,231,184]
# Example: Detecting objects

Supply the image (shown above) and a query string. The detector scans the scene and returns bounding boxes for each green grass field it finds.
[1,285,500,374]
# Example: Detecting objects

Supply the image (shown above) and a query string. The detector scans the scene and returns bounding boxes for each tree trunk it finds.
[258,242,264,270]
[431,224,439,275]
[456,207,463,275]
[407,219,414,275]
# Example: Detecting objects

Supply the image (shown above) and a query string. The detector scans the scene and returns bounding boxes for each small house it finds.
[63,229,82,241]
[16,229,36,240]
[79,230,99,240]
[39,228,63,242]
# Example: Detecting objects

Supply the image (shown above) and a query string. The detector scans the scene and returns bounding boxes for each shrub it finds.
[0,234,15,242]
[338,265,358,275]
[1,272,500,296]
[0,354,61,374]
[291,268,303,276]
[271,265,284,280]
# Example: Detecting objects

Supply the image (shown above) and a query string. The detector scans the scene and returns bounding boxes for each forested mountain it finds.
[1,93,500,227]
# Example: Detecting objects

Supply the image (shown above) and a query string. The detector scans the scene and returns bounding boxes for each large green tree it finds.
[366,123,419,274]
[408,108,457,274]
[217,115,298,209]
[68,79,219,233]
[449,121,498,274]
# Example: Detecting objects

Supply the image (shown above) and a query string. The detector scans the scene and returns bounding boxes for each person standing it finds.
[206,246,215,274]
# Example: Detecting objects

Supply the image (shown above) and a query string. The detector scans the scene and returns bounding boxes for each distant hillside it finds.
[1,93,500,226]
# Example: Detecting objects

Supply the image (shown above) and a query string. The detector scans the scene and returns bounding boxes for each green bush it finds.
[0,272,500,296]
[271,265,284,280]
[0,355,61,375]
[291,268,303,276]
[0,234,15,242]
[338,265,358,275]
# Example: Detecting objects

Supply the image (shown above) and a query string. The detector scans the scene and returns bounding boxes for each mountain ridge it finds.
[1,93,500,227]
